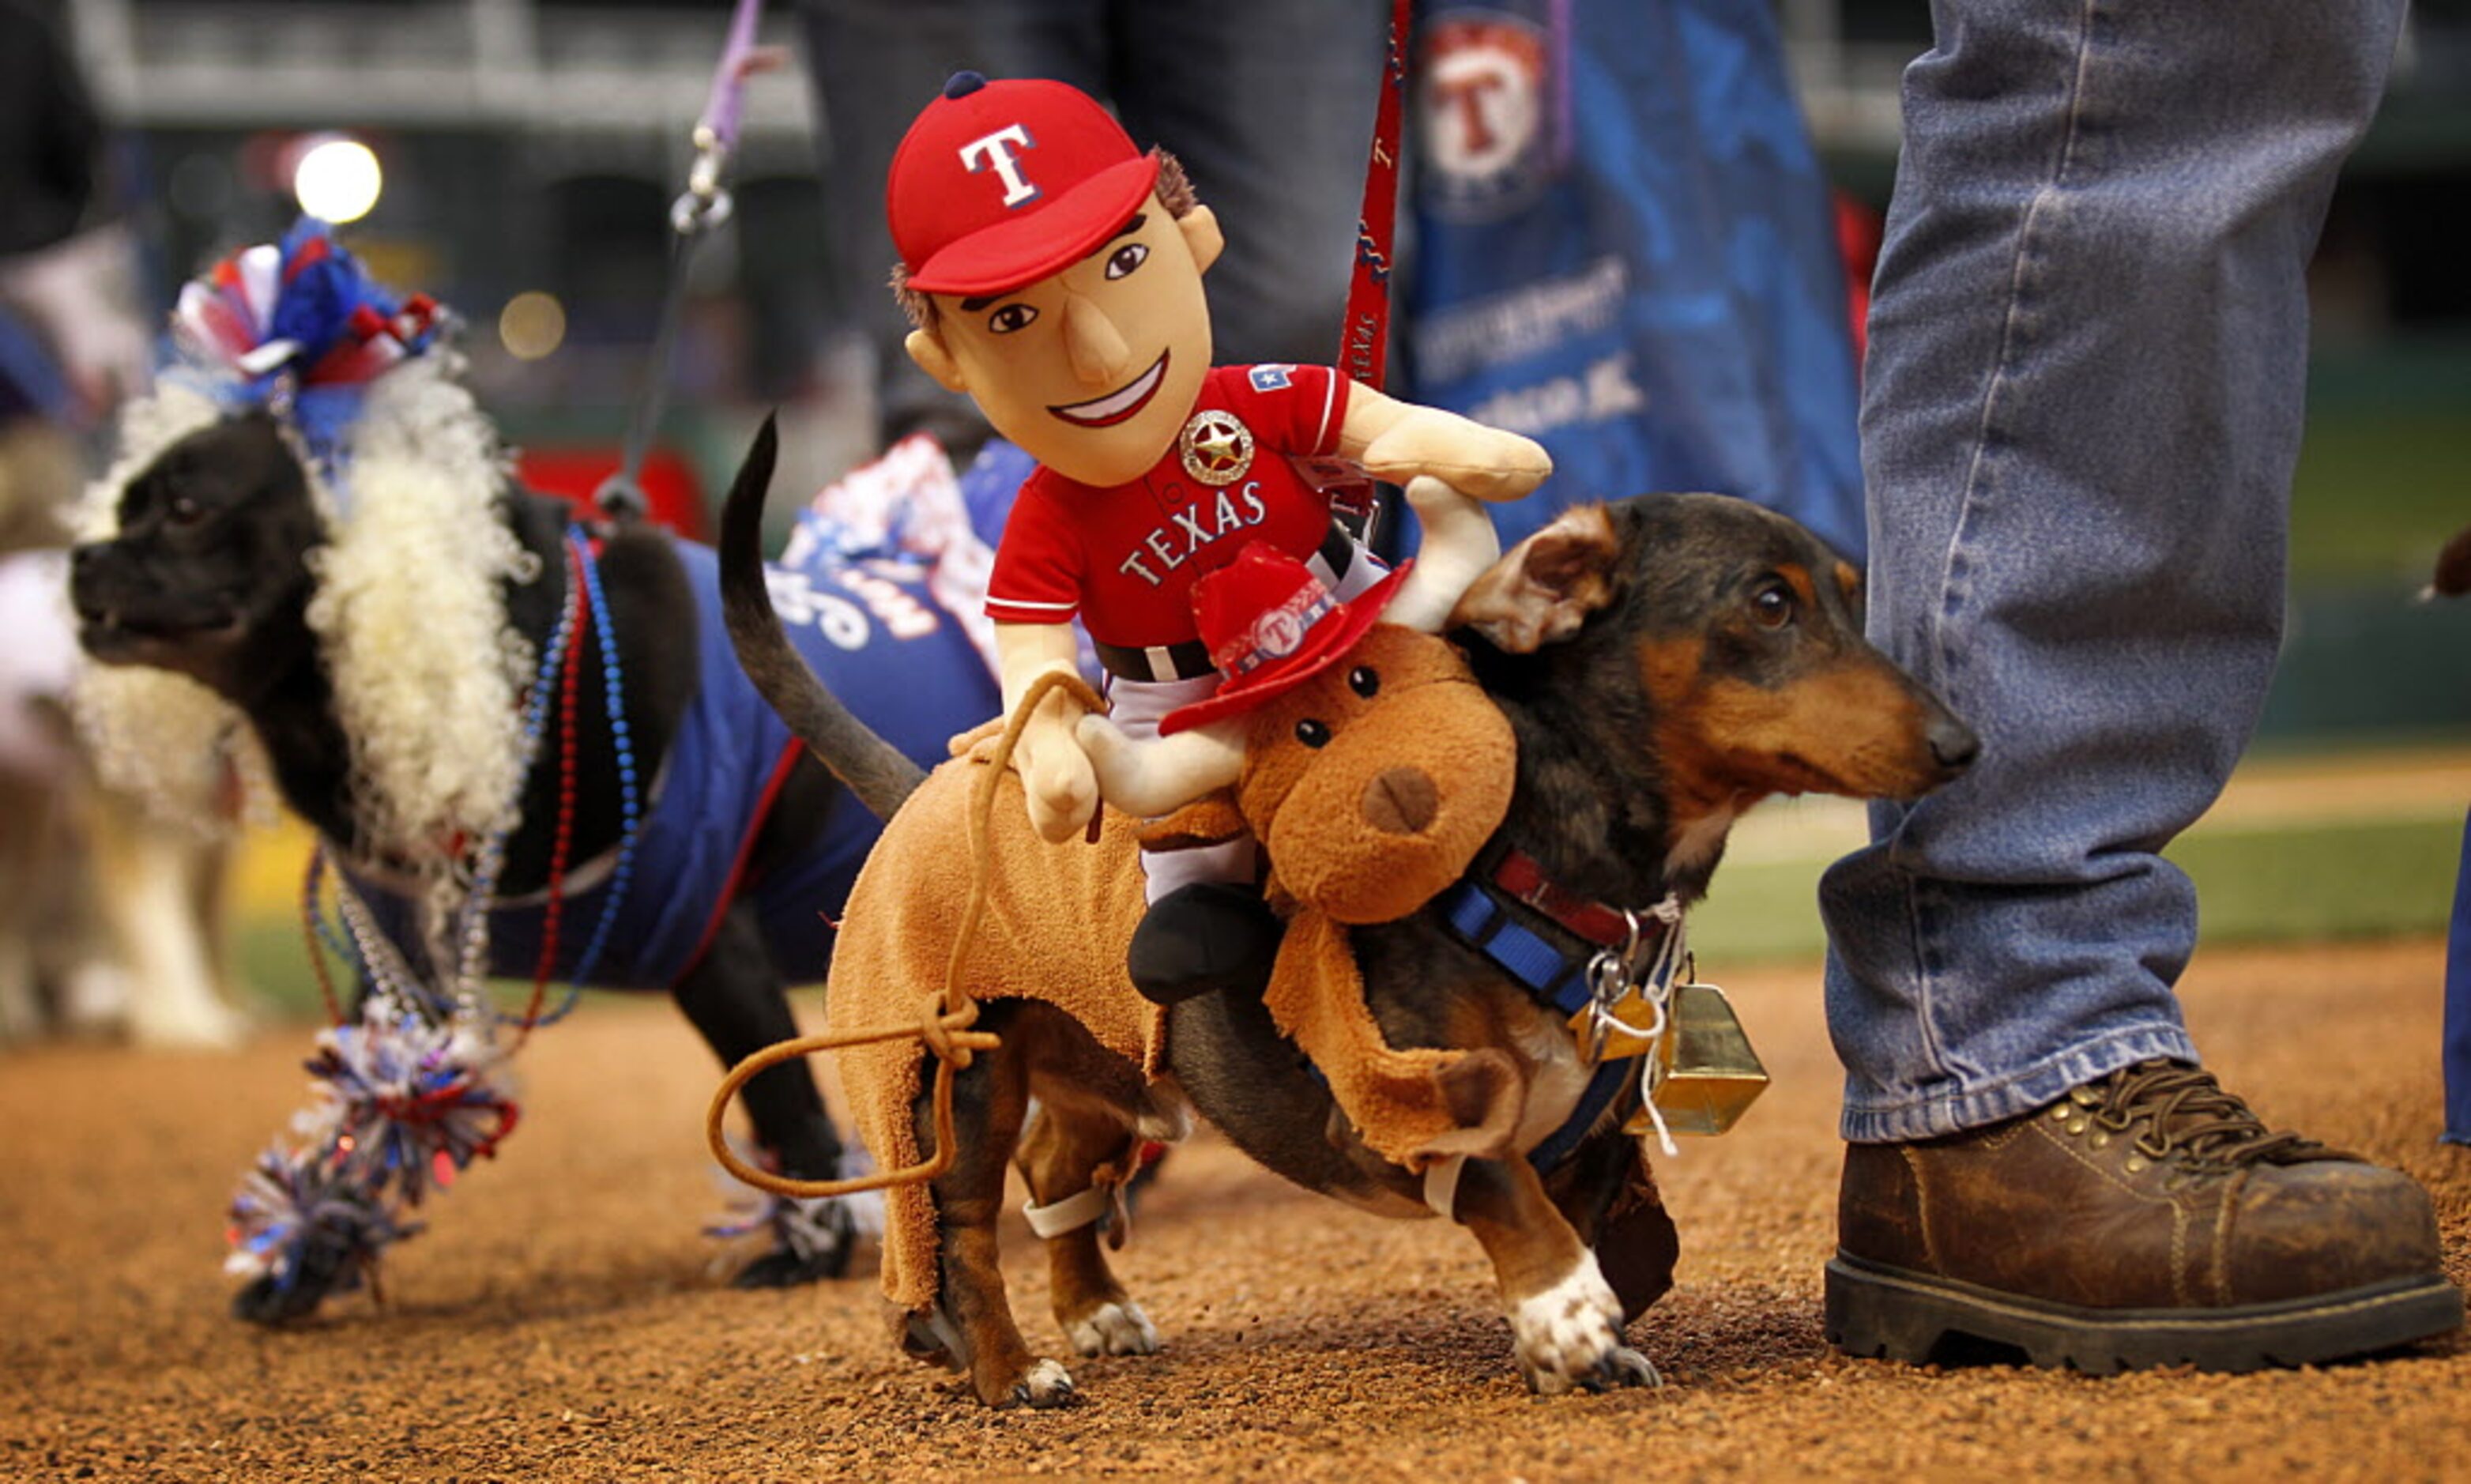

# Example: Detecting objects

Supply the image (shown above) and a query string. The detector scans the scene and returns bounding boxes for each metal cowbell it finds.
[1629,981,1768,1137]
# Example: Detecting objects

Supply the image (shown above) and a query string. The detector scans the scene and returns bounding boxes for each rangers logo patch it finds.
[1179,409,1255,487]
[1418,14,1554,223]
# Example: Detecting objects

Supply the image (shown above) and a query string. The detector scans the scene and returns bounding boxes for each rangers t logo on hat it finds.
[888,71,1163,296]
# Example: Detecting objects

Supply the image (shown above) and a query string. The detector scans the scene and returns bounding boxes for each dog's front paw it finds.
[230,1237,356,1327]
[231,1273,326,1327]
[984,1357,1078,1409]
[1509,1256,1653,1395]
[1064,1298,1160,1358]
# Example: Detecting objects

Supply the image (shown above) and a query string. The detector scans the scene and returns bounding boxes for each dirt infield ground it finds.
[6,937,2470,1482]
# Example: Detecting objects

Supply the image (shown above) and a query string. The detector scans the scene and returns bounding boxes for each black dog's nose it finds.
[1929,718,1981,773]
[67,544,105,603]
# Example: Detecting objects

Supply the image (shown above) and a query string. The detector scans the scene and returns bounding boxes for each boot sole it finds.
[1825,1251,2465,1374]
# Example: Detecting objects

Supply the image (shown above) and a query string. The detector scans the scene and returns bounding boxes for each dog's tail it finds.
[719,417,927,822]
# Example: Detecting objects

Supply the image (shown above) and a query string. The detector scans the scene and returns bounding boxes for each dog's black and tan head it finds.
[69,412,324,697]
[1453,494,1976,884]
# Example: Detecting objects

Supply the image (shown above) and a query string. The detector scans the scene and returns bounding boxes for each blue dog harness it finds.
[345,533,998,992]
[1434,843,1688,1173]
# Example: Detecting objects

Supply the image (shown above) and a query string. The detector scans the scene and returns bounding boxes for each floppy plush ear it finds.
[1447,504,1622,653]
[1136,793,1249,853]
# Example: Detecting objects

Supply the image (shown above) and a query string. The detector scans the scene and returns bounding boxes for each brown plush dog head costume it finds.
[1140,543,1516,925]
[1117,540,1524,1169]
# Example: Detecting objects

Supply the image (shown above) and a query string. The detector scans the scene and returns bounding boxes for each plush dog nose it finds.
[1362,767,1439,834]
[1929,716,1981,773]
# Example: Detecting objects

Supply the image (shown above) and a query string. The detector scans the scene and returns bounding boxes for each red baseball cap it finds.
[888,72,1162,296]
[1161,544,1413,736]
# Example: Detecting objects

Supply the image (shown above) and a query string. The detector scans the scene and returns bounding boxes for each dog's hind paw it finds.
[729,1196,857,1288]
[1064,1299,1161,1357]
[1011,1358,1078,1409]
[732,1243,851,1289]
[1588,1345,1663,1392]
[1509,1256,1633,1396]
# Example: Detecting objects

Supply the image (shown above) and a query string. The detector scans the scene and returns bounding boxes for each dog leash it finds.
[703,669,1106,1200]
[1319,0,1414,547]
[593,0,775,523]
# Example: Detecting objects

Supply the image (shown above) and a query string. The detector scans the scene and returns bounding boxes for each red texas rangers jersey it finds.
[985,363,1347,649]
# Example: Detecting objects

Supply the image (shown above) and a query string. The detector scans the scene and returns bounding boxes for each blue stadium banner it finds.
[1400,0,1866,563]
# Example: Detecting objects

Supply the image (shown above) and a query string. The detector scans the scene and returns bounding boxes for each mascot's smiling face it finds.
[908,197,1222,490]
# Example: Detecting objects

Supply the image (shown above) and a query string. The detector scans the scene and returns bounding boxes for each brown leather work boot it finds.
[1825,1060,2462,1373]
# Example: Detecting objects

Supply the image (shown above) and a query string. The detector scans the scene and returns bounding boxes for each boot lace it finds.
[2083,1060,2334,1167]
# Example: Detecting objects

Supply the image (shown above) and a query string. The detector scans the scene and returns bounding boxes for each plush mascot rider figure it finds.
[887,72,1550,1002]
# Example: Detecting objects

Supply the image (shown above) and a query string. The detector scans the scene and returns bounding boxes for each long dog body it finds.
[723,426,1977,1404]
[69,402,995,1319]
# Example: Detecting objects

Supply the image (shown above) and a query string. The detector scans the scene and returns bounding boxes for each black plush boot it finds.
[1126,882,1283,1006]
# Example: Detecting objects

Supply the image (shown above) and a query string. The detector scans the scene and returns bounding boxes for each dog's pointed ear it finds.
[1447,504,1622,653]
[1136,793,1249,853]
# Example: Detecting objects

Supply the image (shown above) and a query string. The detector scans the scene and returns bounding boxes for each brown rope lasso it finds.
[703,669,1109,1200]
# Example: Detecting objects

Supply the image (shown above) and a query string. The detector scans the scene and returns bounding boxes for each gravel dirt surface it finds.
[6,936,2469,1481]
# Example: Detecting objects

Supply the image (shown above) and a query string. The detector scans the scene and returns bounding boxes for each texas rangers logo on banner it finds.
[1418,12,1555,222]
[1399,0,1866,563]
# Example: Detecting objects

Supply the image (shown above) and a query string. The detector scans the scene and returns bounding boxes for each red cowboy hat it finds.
[1159,542,1412,736]
[888,71,1162,296]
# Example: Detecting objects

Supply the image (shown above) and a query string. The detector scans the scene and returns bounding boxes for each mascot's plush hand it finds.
[994,627,1101,842]
[1343,388,1553,506]
[1019,722,1099,843]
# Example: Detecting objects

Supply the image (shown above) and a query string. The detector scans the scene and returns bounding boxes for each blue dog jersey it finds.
[346,533,1000,992]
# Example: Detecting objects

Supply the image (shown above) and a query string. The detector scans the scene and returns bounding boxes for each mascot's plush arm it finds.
[1339,383,1554,505]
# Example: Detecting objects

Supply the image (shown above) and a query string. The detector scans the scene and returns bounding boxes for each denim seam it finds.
[1900,872,1951,1080]
[1840,1020,2195,1143]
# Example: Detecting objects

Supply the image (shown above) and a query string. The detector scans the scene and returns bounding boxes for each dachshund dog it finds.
[720,424,1976,1405]
[69,403,996,1321]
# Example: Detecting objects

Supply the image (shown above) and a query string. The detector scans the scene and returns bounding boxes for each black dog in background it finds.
[70,408,995,1320]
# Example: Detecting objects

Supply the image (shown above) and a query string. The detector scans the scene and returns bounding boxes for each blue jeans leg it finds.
[1818,0,2405,1143]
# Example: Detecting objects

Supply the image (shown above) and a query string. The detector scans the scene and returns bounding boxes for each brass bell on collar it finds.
[1628,981,1769,1138]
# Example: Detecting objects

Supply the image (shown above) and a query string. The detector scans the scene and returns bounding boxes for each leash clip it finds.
[1581,908,1670,1064]
[671,125,737,236]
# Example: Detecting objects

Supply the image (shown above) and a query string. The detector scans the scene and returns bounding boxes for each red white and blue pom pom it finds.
[224,992,517,1304]
[303,1000,520,1206]
[170,217,445,489]
[223,1128,414,1299]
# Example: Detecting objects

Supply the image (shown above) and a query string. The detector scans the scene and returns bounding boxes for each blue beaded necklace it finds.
[304,524,644,1030]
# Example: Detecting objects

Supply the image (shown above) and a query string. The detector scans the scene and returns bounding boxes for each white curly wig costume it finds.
[73,241,540,899]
